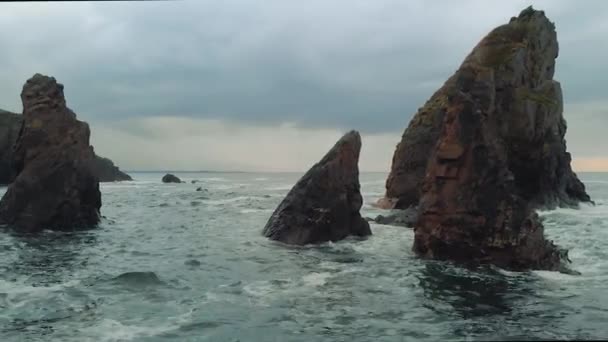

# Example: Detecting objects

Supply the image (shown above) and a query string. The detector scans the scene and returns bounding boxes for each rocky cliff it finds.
[410,7,587,271]
[0,110,131,184]
[381,6,590,211]
[0,74,101,232]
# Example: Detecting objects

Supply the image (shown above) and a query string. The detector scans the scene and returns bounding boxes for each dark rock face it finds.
[0,74,101,232]
[381,6,590,211]
[0,110,22,184]
[413,8,583,271]
[90,155,132,182]
[162,173,182,183]
[0,110,131,184]
[263,131,371,245]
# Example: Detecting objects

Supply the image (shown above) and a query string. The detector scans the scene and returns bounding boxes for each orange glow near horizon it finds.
[572,158,608,172]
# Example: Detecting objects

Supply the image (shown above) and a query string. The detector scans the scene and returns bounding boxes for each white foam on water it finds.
[301,272,332,287]
[202,196,255,205]
[240,208,273,214]
[0,279,82,309]
[200,177,228,182]
[81,318,179,342]
[243,280,279,298]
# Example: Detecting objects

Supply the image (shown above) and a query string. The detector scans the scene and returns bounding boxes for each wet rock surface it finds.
[381,6,590,211]
[263,131,371,245]
[0,74,101,232]
[0,110,131,183]
[411,7,584,271]
[162,173,182,183]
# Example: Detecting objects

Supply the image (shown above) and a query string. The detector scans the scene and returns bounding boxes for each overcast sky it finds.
[0,0,606,171]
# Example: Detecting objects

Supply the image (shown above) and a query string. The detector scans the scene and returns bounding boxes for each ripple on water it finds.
[0,172,607,341]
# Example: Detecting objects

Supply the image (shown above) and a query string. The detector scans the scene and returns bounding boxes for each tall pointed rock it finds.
[0,74,101,232]
[410,7,586,270]
[263,131,371,245]
[381,6,590,211]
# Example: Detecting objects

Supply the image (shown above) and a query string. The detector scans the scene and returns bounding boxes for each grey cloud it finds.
[0,0,606,136]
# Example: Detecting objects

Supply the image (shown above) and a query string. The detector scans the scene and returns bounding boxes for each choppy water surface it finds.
[1,172,607,341]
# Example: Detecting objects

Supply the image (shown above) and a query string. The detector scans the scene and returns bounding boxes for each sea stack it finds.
[380,6,590,211]
[410,7,587,271]
[263,131,371,245]
[0,74,101,232]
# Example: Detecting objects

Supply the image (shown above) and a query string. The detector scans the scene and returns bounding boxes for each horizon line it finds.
[124,169,608,174]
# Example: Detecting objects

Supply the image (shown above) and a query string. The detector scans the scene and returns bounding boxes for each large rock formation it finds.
[263,131,371,245]
[0,74,101,232]
[0,110,22,184]
[0,110,131,184]
[411,7,584,271]
[381,6,590,211]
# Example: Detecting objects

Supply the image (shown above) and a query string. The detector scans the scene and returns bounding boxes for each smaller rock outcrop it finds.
[0,74,101,232]
[0,110,22,184]
[369,207,418,228]
[263,131,371,245]
[90,154,132,182]
[162,173,182,183]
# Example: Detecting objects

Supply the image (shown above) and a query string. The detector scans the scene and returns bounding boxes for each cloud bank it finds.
[0,0,606,171]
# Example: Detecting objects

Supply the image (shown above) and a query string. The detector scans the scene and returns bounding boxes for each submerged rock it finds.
[381,6,590,211]
[263,131,371,245]
[162,173,182,183]
[0,74,101,232]
[413,8,580,271]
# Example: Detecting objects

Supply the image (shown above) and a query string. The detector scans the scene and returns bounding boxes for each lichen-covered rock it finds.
[0,74,101,232]
[162,173,182,183]
[412,7,584,271]
[0,110,22,184]
[263,131,371,245]
[381,6,590,211]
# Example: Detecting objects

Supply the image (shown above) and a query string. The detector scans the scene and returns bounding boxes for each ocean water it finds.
[0,171,607,341]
